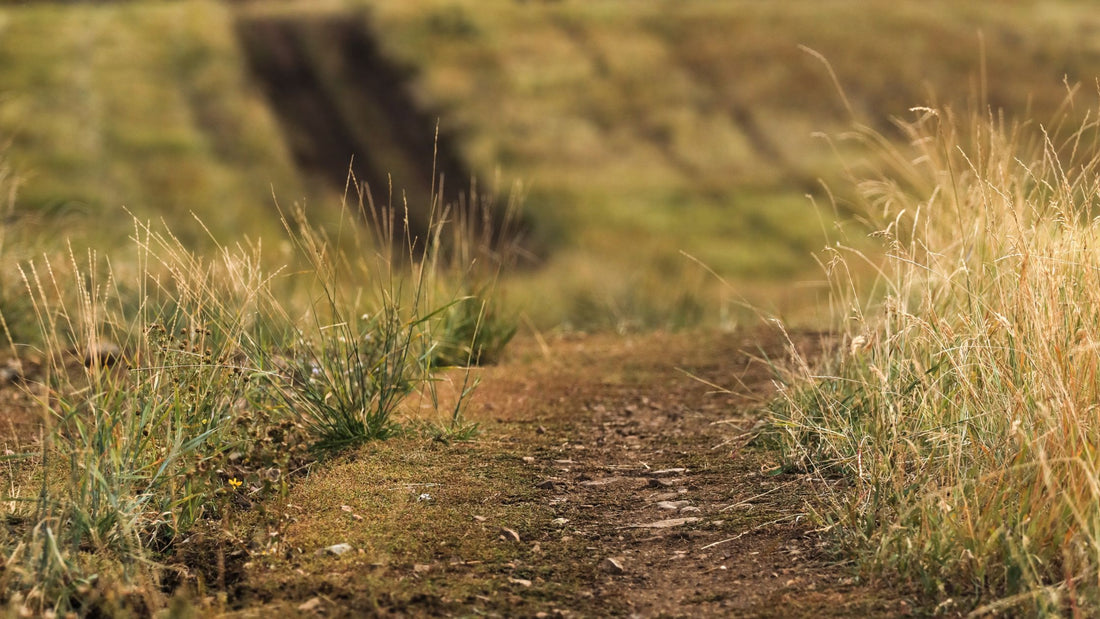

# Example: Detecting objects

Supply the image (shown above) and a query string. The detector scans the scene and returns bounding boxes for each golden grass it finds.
[775,99,1100,614]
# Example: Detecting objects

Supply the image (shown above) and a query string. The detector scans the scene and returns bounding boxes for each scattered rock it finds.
[508,577,533,587]
[83,341,122,368]
[647,468,687,477]
[297,597,322,612]
[551,517,569,526]
[500,527,521,543]
[522,456,536,463]
[417,493,432,502]
[473,515,488,522]
[579,476,624,487]
[680,506,702,514]
[647,478,676,488]
[656,500,691,511]
[536,479,558,490]
[599,557,626,574]
[340,505,353,512]
[413,563,432,574]
[317,543,353,556]
[625,517,702,529]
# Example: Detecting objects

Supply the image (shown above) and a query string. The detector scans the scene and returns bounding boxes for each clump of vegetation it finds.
[421,183,522,368]
[430,285,516,367]
[0,165,508,614]
[773,101,1100,614]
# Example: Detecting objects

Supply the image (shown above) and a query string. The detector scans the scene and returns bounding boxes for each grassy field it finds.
[0,2,303,251]
[3,0,1100,615]
[3,0,1100,327]
[357,0,1100,325]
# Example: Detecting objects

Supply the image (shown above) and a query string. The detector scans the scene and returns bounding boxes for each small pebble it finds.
[318,543,353,556]
[599,557,626,574]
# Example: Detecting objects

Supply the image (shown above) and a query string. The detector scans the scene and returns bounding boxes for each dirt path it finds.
[225,329,912,617]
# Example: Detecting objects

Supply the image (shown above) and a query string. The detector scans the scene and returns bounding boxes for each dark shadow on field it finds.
[235,12,529,255]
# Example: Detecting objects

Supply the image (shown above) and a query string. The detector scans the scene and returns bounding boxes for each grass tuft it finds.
[774,100,1100,614]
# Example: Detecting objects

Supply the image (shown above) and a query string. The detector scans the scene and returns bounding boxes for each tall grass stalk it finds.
[774,103,1100,614]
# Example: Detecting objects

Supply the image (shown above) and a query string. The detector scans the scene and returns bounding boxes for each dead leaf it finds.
[624,517,701,529]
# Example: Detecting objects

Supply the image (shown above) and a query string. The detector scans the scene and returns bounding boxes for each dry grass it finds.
[774,97,1100,614]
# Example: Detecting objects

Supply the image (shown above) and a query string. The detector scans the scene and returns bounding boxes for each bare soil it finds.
[218,329,915,617]
[0,329,917,616]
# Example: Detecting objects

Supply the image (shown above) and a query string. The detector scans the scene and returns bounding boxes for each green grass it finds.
[0,1,301,248]
[0,175,503,614]
[9,0,1100,328]
[356,0,1100,326]
[773,101,1100,614]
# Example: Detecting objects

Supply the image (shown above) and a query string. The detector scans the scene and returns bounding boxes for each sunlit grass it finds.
[774,102,1100,614]
[0,1,301,248]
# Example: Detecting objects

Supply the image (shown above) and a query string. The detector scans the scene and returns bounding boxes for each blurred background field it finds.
[2,0,1099,329]
[8,1,1100,615]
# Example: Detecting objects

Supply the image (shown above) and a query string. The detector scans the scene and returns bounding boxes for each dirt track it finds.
[225,330,912,617]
